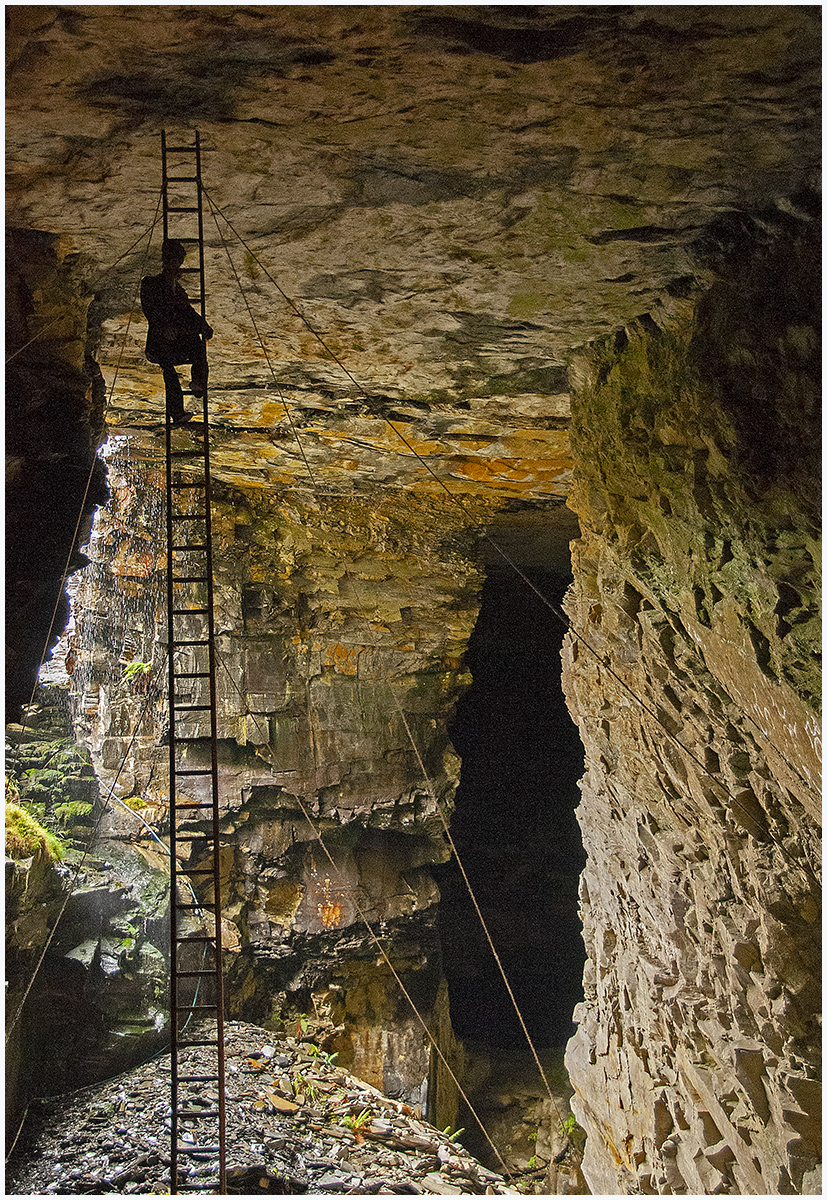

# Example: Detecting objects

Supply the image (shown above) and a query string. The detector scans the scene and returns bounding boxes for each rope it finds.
[387,678,582,1164]
[205,192,322,494]
[6,654,167,1044]
[8,196,170,1042]
[248,740,513,1180]
[200,190,820,882]
[5,218,164,365]
[10,189,164,749]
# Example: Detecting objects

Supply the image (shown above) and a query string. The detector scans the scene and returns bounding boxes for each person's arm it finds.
[174,282,213,338]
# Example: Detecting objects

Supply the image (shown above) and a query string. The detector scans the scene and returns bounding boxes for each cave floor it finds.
[7,1020,532,1196]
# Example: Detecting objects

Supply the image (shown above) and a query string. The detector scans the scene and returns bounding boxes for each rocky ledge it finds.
[8,1020,532,1196]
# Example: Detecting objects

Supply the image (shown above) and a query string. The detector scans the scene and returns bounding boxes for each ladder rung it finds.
[177,970,219,979]
[176,1074,221,1082]
[178,266,202,273]
[176,1041,219,1049]
[177,1108,221,1117]
[170,452,205,459]
[174,671,211,679]
[165,144,198,152]
[176,936,216,943]
[167,176,199,183]
[177,1004,219,1011]
[173,702,212,710]
[167,205,200,212]
[172,608,210,615]
[174,236,201,242]
[174,735,209,742]
[173,835,215,843]
[170,513,207,521]
[179,868,215,875]
[172,483,206,490]
[177,902,217,911]
[174,768,213,776]
[171,542,208,549]
[170,642,210,649]
[171,574,209,582]
[176,1146,221,1155]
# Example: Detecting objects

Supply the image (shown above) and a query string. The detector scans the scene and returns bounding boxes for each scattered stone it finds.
[7,1020,516,1195]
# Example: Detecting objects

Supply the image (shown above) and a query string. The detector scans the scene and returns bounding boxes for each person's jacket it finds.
[140,272,209,364]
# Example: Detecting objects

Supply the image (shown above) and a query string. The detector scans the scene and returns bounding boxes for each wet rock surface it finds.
[8,1021,520,1196]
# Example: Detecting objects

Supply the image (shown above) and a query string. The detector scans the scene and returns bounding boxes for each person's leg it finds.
[190,339,209,399]
[161,364,188,421]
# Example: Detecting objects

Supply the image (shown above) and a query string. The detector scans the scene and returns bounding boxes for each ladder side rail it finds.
[193,130,227,1191]
[194,132,208,326]
[164,413,181,1193]
[161,131,169,244]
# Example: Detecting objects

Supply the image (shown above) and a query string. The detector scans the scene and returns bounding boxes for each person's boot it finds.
[170,410,194,426]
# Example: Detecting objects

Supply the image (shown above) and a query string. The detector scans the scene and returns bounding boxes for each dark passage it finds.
[436,552,586,1050]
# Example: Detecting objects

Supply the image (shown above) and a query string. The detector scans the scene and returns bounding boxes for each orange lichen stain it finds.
[258,402,288,425]
[450,454,571,483]
[323,643,361,675]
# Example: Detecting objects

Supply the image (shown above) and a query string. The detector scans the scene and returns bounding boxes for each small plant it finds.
[342,1107,372,1140]
[561,1113,578,1137]
[122,660,152,681]
[442,1125,466,1141]
[307,1042,339,1067]
[528,1155,538,1170]
[527,1130,537,1143]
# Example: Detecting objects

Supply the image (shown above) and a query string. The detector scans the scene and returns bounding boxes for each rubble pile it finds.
[8,1021,520,1196]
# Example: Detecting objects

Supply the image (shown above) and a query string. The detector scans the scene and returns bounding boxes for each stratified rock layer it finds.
[60,444,502,1099]
[562,215,820,1194]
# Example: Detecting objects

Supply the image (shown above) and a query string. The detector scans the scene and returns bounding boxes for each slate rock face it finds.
[562,217,820,1194]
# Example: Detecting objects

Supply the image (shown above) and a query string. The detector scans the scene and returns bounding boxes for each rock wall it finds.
[562,213,821,1194]
[5,691,172,1135]
[6,228,108,720]
[60,450,504,1100]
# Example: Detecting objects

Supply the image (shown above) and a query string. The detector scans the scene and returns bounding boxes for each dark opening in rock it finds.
[436,512,586,1050]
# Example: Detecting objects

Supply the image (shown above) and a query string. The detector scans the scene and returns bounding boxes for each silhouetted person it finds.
[140,239,213,425]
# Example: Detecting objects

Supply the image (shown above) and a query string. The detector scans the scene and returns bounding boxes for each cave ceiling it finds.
[6,4,820,500]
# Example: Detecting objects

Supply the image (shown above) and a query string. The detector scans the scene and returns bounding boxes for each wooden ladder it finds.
[161,129,227,1195]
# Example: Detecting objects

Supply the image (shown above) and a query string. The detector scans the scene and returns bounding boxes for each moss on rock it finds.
[5,800,65,862]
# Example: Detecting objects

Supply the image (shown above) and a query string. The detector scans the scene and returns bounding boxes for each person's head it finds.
[161,239,186,270]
